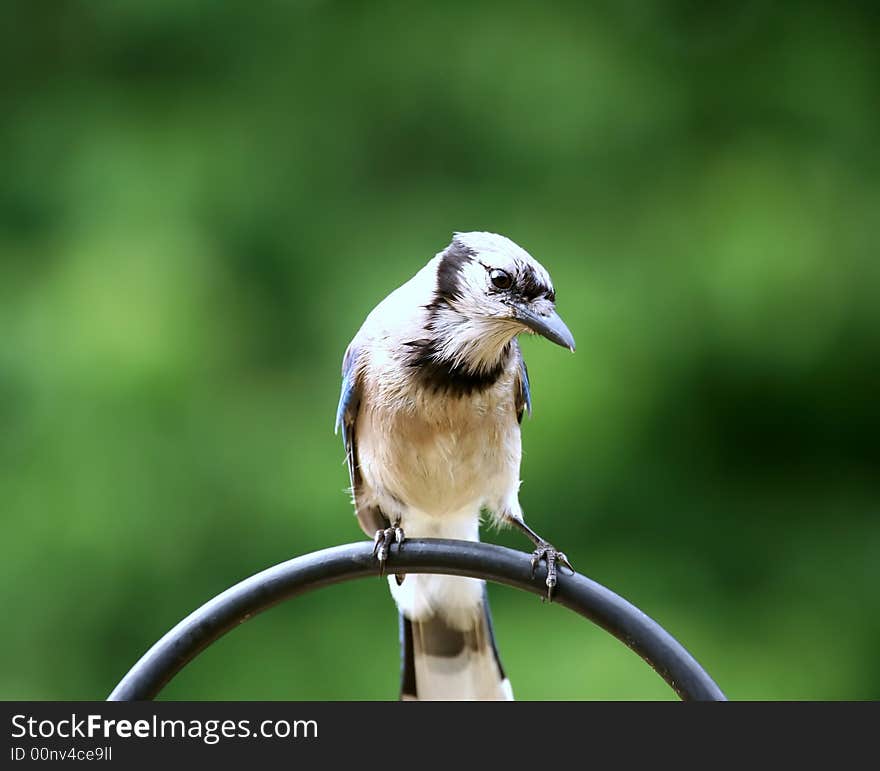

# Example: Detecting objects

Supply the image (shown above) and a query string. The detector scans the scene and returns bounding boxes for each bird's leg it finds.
[506,517,573,601]
[372,521,405,577]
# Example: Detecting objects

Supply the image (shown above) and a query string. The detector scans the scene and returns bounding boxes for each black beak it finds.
[515,305,576,351]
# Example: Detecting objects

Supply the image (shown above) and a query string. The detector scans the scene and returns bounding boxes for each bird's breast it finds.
[356,380,520,518]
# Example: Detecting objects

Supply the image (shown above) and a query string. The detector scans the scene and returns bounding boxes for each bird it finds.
[335,231,575,700]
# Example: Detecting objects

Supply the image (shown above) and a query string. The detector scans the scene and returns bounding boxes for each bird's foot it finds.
[372,524,405,575]
[530,542,574,601]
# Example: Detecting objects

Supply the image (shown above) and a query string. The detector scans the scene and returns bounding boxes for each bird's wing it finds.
[513,343,532,424]
[335,340,387,535]
[335,340,363,494]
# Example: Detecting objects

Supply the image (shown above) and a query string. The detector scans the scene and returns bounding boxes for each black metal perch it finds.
[107,538,727,701]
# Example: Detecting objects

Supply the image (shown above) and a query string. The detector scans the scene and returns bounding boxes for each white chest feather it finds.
[356,372,523,629]
[355,367,522,533]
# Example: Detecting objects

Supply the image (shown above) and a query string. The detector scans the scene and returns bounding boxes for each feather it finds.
[335,342,362,491]
[399,589,512,701]
[514,343,532,424]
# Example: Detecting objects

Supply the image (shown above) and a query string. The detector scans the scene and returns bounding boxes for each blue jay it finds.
[335,232,575,700]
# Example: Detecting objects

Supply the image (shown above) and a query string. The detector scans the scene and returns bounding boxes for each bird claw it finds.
[372,525,405,575]
[530,542,574,601]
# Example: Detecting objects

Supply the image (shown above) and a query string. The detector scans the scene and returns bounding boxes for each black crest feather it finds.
[430,237,474,309]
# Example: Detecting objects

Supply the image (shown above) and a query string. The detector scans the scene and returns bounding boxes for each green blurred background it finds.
[2,0,878,701]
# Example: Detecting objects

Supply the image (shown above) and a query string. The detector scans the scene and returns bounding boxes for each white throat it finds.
[430,307,521,374]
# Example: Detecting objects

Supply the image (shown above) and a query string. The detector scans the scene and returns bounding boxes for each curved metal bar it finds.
[107,539,727,701]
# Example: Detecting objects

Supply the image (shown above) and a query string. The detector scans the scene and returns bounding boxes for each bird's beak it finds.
[515,305,576,352]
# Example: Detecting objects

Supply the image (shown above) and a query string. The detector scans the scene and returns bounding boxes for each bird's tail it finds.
[398,589,513,701]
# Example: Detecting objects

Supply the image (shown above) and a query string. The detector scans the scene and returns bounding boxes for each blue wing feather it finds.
[335,343,360,438]
[335,342,363,504]
[516,349,531,423]
[335,341,387,535]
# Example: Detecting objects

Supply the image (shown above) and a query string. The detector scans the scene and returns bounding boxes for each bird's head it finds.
[421,232,575,375]
[433,232,575,362]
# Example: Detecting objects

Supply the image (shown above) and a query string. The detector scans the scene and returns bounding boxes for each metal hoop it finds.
[107,538,726,701]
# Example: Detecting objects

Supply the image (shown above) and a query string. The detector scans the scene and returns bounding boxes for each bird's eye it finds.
[489,269,513,290]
